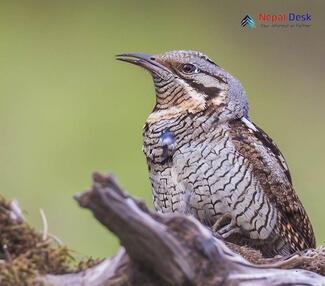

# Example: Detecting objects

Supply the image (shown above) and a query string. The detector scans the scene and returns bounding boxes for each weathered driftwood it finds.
[40,172,325,286]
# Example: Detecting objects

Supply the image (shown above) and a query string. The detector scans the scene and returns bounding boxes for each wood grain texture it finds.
[40,173,325,286]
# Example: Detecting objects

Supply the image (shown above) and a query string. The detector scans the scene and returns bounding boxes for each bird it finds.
[116,50,316,257]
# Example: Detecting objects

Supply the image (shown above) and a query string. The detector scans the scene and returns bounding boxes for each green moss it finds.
[0,196,99,285]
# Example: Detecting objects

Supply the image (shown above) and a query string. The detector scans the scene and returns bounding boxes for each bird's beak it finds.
[116,53,171,77]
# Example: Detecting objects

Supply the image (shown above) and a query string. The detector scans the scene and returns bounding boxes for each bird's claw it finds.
[212,212,240,238]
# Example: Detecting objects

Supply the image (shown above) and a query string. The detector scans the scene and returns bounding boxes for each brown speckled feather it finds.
[229,119,316,252]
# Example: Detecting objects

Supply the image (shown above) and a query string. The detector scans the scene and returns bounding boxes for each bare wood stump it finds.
[40,173,325,286]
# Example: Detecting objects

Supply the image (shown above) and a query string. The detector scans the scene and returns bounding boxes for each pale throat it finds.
[147,80,227,124]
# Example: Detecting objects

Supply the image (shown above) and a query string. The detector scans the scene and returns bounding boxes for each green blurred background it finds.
[0,1,324,258]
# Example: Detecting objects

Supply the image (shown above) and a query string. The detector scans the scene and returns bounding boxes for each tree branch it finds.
[40,172,325,286]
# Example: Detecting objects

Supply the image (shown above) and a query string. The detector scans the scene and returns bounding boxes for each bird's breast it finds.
[143,114,193,164]
[145,121,278,242]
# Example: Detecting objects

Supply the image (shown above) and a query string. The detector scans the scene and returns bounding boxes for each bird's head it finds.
[117,50,248,123]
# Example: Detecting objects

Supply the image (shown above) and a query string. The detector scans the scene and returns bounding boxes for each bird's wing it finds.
[229,118,315,250]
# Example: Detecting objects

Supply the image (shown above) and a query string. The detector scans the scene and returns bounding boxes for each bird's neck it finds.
[144,108,229,147]
[143,110,230,164]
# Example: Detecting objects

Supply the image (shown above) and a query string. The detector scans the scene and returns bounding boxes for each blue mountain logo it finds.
[241,15,256,28]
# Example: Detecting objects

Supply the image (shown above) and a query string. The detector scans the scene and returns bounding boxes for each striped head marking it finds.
[117,50,249,123]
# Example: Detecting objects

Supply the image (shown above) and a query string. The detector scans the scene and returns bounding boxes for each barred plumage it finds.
[117,50,315,257]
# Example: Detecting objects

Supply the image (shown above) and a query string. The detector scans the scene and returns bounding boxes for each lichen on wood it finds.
[0,197,98,286]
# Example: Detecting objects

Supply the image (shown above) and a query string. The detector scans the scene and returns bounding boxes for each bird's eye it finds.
[181,63,199,74]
